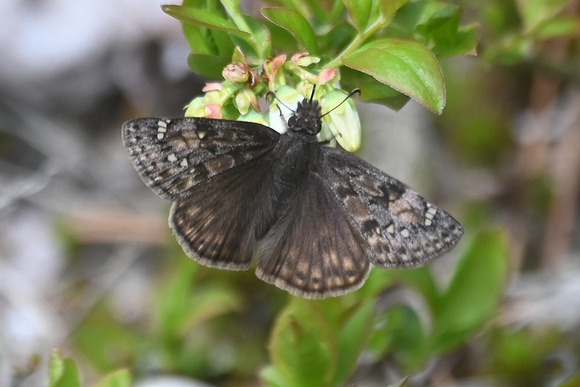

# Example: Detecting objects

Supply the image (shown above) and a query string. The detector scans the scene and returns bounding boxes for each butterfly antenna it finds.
[266,91,293,113]
[320,89,361,118]
[309,85,317,102]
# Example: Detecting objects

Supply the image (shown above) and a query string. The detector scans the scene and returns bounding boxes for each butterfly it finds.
[122,92,463,299]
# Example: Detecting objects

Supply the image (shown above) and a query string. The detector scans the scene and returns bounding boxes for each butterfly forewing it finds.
[320,147,464,268]
[122,117,279,201]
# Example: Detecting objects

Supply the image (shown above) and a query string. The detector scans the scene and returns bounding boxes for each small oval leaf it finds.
[261,7,319,55]
[343,38,446,113]
[163,5,250,36]
[269,300,336,386]
[187,53,231,79]
[431,229,509,353]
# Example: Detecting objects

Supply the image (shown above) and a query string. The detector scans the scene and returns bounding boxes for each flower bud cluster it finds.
[184,51,361,151]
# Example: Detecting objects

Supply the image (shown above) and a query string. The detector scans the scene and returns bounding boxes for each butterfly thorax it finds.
[267,130,321,215]
[271,99,323,209]
[287,99,322,135]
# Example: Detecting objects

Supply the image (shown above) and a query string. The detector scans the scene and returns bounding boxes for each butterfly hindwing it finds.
[320,147,464,268]
[256,172,370,299]
[122,117,280,201]
[170,152,281,270]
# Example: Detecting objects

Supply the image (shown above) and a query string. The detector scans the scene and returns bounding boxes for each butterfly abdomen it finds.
[268,133,321,218]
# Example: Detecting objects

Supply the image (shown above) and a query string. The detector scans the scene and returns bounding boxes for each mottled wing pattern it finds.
[256,173,370,298]
[320,147,464,268]
[122,117,280,201]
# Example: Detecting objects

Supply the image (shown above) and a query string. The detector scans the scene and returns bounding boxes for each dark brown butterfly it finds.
[122,94,463,299]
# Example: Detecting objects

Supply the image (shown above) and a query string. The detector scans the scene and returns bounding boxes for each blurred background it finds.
[1,0,580,386]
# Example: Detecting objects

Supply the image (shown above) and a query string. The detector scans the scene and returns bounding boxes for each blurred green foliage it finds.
[49,350,131,387]
[64,229,510,386]
[164,0,478,113]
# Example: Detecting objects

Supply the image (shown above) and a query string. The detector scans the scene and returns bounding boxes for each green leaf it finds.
[431,23,478,58]
[319,21,357,57]
[267,19,303,54]
[231,46,246,63]
[49,350,82,387]
[269,299,336,386]
[176,1,236,57]
[379,0,410,24]
[188,53,231,79]
[517,0,570,32]
[154,258,198,340]
[230,15,271,62]
[414,4,461,38]
[342,38,446,113]
[343,0,374,30]
[73,302,142,372]
[56,359,81,387]
[483,35,531,65]
[413,5,479,58]
[295,0,344,24]
[49,350,65,386]
[388,306,428,371]
[344,0,406,33]
[179,283,244,334]
[341,65,411,110]
[386,1,450,37]
[430,229,509,353]
[393,266,440,309]
[260,365,285,387]
[162,5,250,36]
[369,305,427,371]
[354,266,396,297]
[331,300,375,385]
[92,369,131,387]
[181,24,215,55]
[262,8,319,55]
[535,16,580,38]
[212,28,237,57]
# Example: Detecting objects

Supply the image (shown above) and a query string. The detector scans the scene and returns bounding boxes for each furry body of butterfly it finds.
[122,98,463,298]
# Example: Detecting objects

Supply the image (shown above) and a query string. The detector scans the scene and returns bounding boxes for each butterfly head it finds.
[287,98,322,135]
